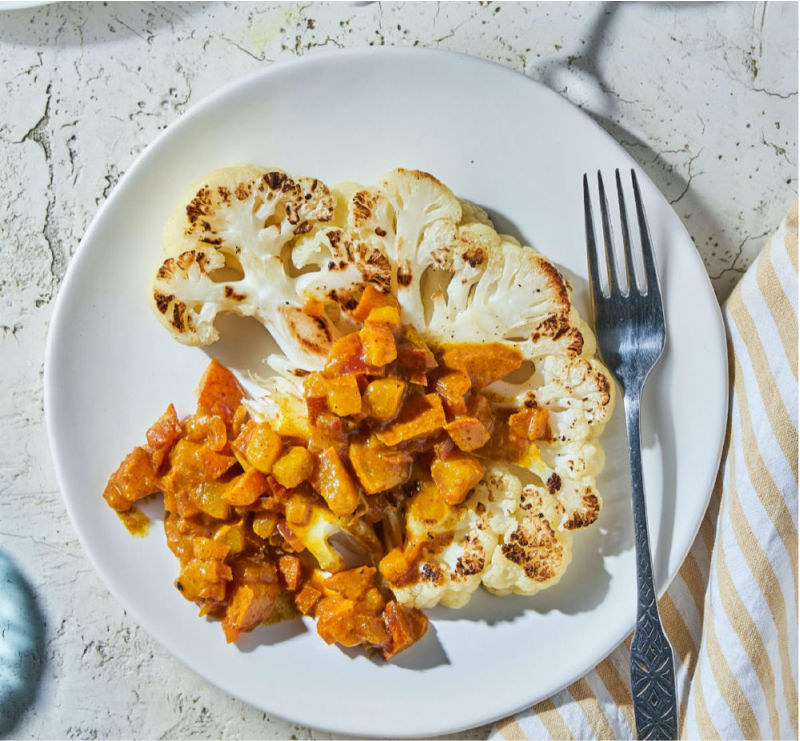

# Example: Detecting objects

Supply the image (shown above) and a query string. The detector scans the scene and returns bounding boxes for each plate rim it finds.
[44,45,729,737]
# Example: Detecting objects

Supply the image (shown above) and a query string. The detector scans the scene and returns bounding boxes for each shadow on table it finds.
[0,552,46,739]
[0,2,209,47]
[534,1,732,301]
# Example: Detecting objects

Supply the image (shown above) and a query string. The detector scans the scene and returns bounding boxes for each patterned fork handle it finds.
[626,392,678,740]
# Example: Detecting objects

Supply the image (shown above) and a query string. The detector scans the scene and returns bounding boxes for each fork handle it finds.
[624,391,678,740]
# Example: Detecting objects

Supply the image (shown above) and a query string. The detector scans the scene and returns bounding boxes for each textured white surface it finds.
[0,2,796,739]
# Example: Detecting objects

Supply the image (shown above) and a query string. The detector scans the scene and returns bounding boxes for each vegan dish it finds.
[103,166,615,658]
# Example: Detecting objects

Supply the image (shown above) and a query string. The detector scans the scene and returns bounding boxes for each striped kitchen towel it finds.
[493,202,798,740]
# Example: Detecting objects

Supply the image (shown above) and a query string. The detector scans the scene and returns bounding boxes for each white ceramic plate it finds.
[45,48,727,737]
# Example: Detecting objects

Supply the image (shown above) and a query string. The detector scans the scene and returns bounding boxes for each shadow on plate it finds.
[0,552,46,737]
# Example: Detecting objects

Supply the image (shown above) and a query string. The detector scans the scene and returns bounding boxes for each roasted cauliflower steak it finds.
[149,165,616,608]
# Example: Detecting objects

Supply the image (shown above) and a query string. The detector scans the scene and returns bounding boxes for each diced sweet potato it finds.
[382,601,429,659]
[221,582,280,642]
[103,446,158,512]
[195,359,246,426]
[310,447,360,516]
[294,583,323,615]
[325,374,362,417]
[324,566,376,601]
[396,327,437,383]
[355,613,391,648]
[233,421,282,474]
[223,468,269,506]
[441,342,523,389]
[351,284,398,321]
[176,558,233,604]
[285,492,311,526]
[190,480,231,520]
[366,304,400,328]
[359,319,397,367]
[192,536,230,561]
[233,556,278,585]
[431,451,484,505]
[362,378,406,422]
[271,446,314,488]
[303,372,329,423]
[145,404,183,472]
[444,416,491,452]
[379,547,416,586]
[508,406,549,442]
[434,369,472,408]
[278,554,303,591]
[466,393,495,431]
[324,333,383,377]
[252,511,279,539]
[213,521,247,555]
[349,434,411,494]
[315,596,360,647]
[376,394,446,446]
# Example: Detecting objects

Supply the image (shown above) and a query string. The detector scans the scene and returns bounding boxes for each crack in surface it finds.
[18,83,65,306]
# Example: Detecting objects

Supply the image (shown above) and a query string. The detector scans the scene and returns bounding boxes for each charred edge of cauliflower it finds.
[150,166,339,365]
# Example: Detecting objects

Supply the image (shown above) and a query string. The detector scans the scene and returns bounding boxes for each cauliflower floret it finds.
[388,465,572,608]
[483,483,572,595]
[150,166,340,370]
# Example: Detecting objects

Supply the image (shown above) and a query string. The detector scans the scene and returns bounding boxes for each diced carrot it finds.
[310,447,360,516]
[349,434,411,494]
[444,416,491,452]
[376,394,446,446]
[382,601,429,659]
[194,443,238,479]
[362,378,406,422]
[103,446,158,512]
[431,451,484,505]
[271,446,314,488]
[145,404,183,472]
[359,319,397,367]
[325,374,362,417]
[351,284,398,321]
[508,406,549,442]
[223,468,269,506]
[278,555,302,591]
[441,342,523,389]
[294,583,323,615]
[195,359,246,426]
[221,582,280,642]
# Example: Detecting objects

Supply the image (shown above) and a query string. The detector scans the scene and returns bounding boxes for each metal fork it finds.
[584,169,678,740]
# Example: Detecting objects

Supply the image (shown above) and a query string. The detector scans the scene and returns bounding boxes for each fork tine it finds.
[597,171,621,295]
[583,173,605,306]
[615,169,635,294]
[630,169,662,300]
